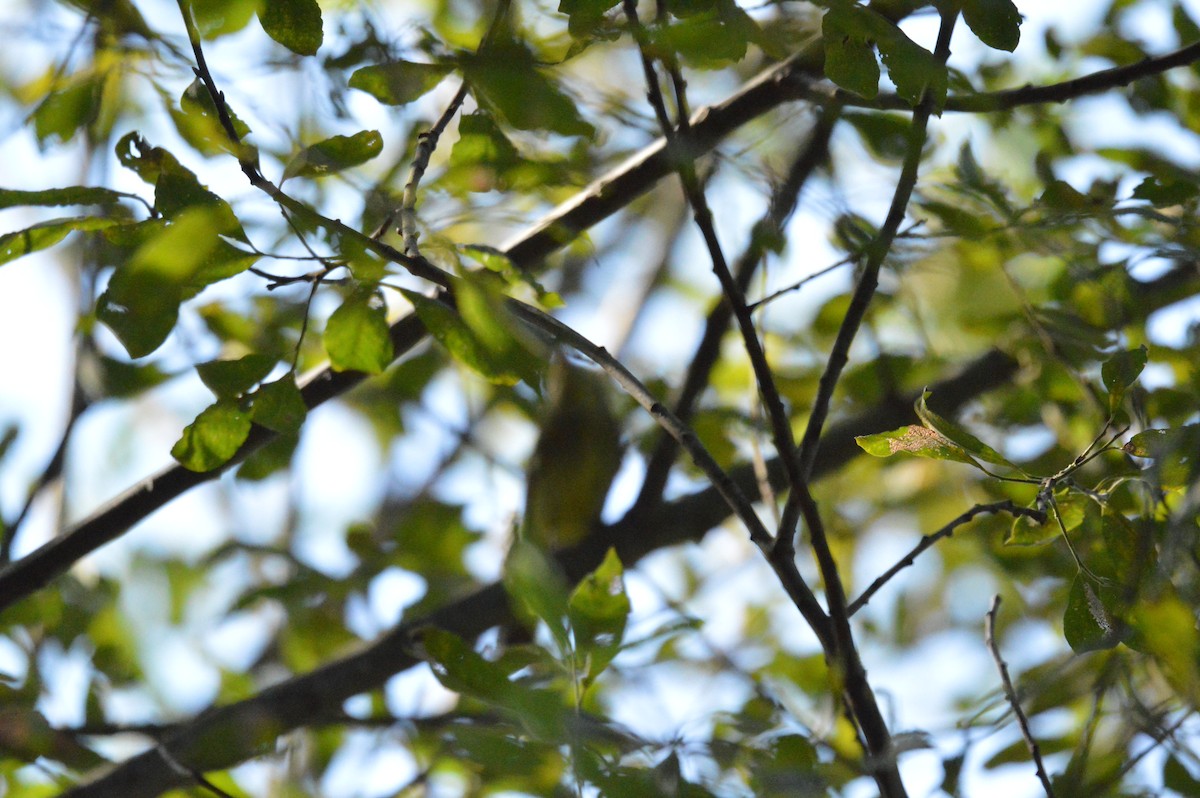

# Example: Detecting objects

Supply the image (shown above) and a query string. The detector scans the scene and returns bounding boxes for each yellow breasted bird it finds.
[521,354,623,550]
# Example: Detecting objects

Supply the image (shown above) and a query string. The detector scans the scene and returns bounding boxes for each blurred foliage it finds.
[1,0,1200,796]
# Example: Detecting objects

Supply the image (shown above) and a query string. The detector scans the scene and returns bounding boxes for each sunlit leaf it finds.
[1101,344,1147,413]
[190,0,258,38]
[401,289,525,385]
[171,399,253,472]
[349,61,453,106]
[568,548,630,683]
[0,217,122,267]
[1063,576,1121,652]
[323,289,394,374]
[916,391,1016,469]
[855,425,981,467]
[258,0,323,55]
[197,353,276,399]
[462,41,594,137]
[249,375,308,433]
[282,130,383,181]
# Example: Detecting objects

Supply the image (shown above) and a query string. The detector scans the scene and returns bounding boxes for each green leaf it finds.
[1128,593,1200,699]
[655,3,762,69]
[1005,509,1056,546]
[97,208,253,358]
[875,25,946,107]
[559,0,621,36]
[190,0,258,39]
[1131,175,1199,207]
[463,41,595,137]
[503,539,571,650]
[236,431,299,480]
[1063,576,1121,653]
[173,78,254,159]
[258,0,323,55]
[855,425,981,468]
[0,217,122,267]
[915,391,1016,468]
[822,6,880,98]
[844,112,913,163]
[348,62,453,106]
[197,354,276,400]
[116,132,187,185]
[282,130,383,181]
[454,274,542,387]
[97,270,182,359]
[1101,345,1147,412]
[568,548,630,683]
[249,375,308,433]
[92,354,171,398]
[1123,425,1200,489]
[32,73,104,145]
[1164,755,1200,797]
[323,290,394,374]
[401,289,524,385]
[419,628,565,740]
[0,187,131,209]
[960,0,1022,52]
[171,399,253,472]
[154,168,246,239]
[918,199,991,237]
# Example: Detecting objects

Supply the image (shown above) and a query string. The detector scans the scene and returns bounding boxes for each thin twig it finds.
[782,9,957,530]
[401,83,469,256]
[1,384,87,564]
[848,501,1047,616]
[628,105,839,519]
[174,0,453,289]
[623,0,807,557]
[985,596,1058,798]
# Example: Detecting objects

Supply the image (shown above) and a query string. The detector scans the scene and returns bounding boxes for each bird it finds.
[521,353,623,551]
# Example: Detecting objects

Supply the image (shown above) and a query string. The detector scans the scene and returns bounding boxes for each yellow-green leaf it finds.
[323,290,394,374]
[258,0,322,55]
[855,425,980,467]
[249,375,308,433]
[282,130,383,181]
[349,62,453,106]
[171,399,253,472]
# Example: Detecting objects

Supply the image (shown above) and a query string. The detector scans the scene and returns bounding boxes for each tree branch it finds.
[985,596,1058,798]
[848,501,1047,616]
[789,39,1200,114]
